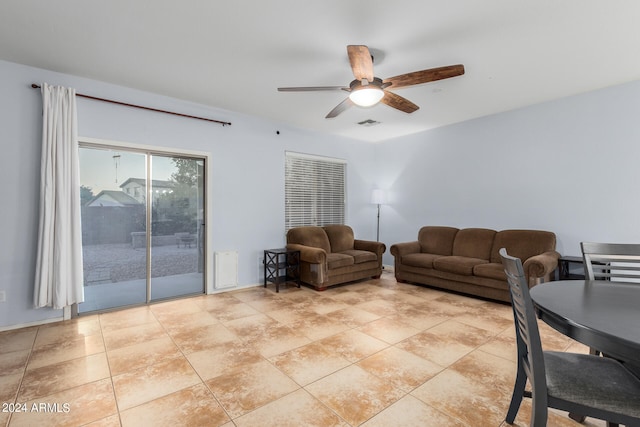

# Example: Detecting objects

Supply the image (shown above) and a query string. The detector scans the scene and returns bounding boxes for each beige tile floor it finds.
[0,272,607,427]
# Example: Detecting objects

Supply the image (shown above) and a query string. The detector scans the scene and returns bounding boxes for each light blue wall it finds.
[377,80,640,266]
[0,60,378,329]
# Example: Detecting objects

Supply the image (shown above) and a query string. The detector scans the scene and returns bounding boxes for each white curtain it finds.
[34,83,84,309]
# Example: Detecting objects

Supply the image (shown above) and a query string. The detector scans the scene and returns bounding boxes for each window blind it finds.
[285,152,346,230]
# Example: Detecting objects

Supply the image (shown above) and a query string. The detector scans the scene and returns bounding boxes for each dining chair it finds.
[499,248,640,427]
[581,241,640,357]
[581,242,640,282]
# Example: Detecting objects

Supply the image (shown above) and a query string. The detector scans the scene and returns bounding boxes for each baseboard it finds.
[210,282,264,295]
[382,264,394,273]
[0,316,64,332]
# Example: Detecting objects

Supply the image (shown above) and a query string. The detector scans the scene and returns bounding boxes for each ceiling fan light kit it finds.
[277,45,465,119]
[349,79,385,107]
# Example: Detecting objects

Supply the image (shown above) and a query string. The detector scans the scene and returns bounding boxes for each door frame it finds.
[71,137,213,318]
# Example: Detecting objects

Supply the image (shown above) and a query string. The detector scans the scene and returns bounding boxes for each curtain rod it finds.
[31,84,231,127]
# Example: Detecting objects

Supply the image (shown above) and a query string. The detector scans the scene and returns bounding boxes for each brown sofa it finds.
[390,226,560,303]
[286,225,386,291]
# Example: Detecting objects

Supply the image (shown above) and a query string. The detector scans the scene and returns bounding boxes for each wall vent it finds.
[214,251,238,289]
[357,119,381,127]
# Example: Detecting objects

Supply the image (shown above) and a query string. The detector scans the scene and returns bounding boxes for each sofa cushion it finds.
[402,253,442,269]
[324,225,355,253]
[433,256,489,275]
[418,226,459,255]
[287,226,331,253]
[340,249,377,264]
[452,228,496,260]
[473,263,507,281]
[489,230,557,263]
[326,253,355,269]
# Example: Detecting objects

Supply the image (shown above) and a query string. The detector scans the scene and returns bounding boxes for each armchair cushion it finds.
[324,225,355,253]
[452,228,496,259]
[341,249,377,264]
[402,253,441,269]
[473,263,507,281]
[418,226,458,255]
[326,253,355,269]
[433,256,489,276]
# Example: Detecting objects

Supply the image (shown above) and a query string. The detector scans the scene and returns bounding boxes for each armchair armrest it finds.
[523,250,561,279]
[354,239,386,258]
[390,241,421,258]
[286,243,327,264]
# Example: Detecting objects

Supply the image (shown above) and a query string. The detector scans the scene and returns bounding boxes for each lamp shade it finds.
[371,189,386,205]
[349,86,384,107]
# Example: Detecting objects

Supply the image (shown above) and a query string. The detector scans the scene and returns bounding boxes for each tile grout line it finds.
[97,311,123,427]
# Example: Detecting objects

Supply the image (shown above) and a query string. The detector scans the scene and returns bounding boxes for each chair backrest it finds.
[581,242,640,282]
[499,248,548,413]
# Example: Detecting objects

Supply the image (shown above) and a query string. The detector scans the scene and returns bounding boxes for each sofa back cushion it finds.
[287,226,331,253]
[418,226,459,255]
[452,228,496,260]
[490,229,556,263]
[323,225,355,253]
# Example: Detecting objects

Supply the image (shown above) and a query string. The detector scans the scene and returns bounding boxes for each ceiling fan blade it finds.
[347,45,374,82]
[278,86,348,92]
[325,97,354,118]
[380,91,419,113]
[384,64,465,89]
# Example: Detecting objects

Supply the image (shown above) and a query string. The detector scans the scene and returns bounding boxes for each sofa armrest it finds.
[286,243,327,264]
[523,250,561,279]
[390,241,421,258]
[354,239,386,258]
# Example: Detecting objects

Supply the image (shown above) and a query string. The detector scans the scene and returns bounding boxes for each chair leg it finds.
[506,367,527,423]
[568,413,586,422]
[529,394,548,427]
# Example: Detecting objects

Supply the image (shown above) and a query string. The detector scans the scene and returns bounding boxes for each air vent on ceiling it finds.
[357,119,381,127]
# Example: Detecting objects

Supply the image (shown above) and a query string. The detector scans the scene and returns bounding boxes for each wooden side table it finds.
[263,248,301,292]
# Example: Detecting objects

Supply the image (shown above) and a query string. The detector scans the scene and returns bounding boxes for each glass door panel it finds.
[149,155,205,301]
[78,147,148,313]
[77,146,206,313]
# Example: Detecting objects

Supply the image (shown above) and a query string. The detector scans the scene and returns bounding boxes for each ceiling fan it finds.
[277,45,465,119]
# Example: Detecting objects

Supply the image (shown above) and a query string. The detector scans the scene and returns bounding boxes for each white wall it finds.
[0,60,378,329]
[377,80,640,266]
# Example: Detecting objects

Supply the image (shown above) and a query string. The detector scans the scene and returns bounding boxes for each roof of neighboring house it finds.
[86,190,141,207]
[119,177,174,189]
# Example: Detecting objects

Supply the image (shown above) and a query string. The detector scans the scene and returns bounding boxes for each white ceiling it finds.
[1,1,640,142]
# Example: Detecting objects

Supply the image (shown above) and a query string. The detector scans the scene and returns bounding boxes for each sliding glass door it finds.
[78,145,205,313]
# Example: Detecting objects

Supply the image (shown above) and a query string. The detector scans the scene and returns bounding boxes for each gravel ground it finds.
[82,243,201,283]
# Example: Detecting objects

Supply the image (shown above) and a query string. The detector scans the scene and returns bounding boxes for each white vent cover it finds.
[215,251,238,289]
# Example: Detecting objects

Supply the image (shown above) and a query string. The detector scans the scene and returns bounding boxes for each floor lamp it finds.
[371,189,386,242]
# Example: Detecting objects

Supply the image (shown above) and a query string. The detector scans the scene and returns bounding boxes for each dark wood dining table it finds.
[530,279,640,377]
